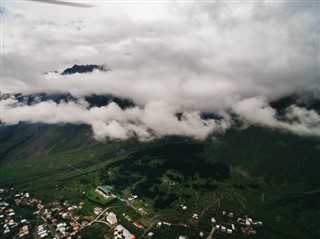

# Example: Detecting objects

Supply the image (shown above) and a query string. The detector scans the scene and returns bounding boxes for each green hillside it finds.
[0,123,96,161]
[209,127,320,184]
[0,124,319,239]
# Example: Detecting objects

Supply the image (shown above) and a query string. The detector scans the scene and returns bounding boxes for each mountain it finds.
[84,94,134,109]
[210,126,320,184]
[270,94,320,114]
[61,64,109,75]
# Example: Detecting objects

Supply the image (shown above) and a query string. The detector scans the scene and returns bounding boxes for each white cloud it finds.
[232,97,320,137]
[1,1,319,140]
[1,98,228,141]
[286,106,320,129]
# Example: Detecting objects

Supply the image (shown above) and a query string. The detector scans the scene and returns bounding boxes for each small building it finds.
[107,212,117,225]
[138,208,147,215]
[21,219,27,224]
[94,207,102,215]
[163,222,171,226]
[147,232,154,238]
[116,224,135,239]
[245,218,252,226]
[231,224,235,230]
[192,214,199,219]
[133,221,142,228]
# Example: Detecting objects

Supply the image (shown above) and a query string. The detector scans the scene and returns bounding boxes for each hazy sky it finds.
[1,1,320,140]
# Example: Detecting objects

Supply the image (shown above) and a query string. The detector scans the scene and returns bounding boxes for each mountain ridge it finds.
[61,64,110,75]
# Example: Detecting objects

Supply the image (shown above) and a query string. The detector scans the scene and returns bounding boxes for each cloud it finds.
[2,95,319,140]
[1,1,319,140]
[1,97,229,141]
[232,97,320,137]
[285,105,320,130]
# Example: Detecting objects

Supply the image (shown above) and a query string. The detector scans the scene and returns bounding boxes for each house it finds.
[231,224,235,230]
[180,205,187,210]
[19,225,29,237]
[115,224,135,239]
[133,221,143,228]
[94,207,102,215]
[138,208,147,215]
[192,214,199,219]
[107,212,117,225]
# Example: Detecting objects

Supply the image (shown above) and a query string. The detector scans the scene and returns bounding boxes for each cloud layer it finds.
[1,97,230,140]
[1,1,320,140]
[2,95,320,141]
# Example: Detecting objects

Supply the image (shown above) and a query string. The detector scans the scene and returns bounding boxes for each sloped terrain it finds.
[209,126,320,184]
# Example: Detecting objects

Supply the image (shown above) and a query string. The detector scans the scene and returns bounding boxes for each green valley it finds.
[0,124,319,239]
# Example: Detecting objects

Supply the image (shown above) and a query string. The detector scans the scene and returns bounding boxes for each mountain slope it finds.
[209,126,320,184]
[0,123,95,161]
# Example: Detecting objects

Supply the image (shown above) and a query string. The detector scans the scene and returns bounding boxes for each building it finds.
[94,207,102,215]
[115,224,135,239]
[96,186,113,198]
[107,212,117,225]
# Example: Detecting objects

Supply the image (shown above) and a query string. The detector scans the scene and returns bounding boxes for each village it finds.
[0,186,263,239]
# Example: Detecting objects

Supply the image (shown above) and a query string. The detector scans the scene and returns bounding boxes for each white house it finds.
[107,212,117,225]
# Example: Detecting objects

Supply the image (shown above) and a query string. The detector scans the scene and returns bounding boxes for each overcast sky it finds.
[1,1,320,140]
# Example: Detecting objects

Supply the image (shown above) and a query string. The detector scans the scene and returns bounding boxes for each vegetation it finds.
[0,124,320,238]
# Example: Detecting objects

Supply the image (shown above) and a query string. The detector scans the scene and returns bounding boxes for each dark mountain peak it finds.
[270,93,320,114]
[61,64,110,75]
[84,94,135,109]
